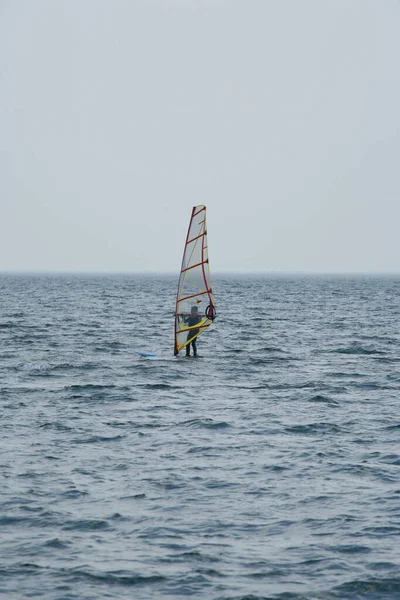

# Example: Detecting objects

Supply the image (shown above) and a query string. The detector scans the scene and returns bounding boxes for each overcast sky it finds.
[1,0,399,273]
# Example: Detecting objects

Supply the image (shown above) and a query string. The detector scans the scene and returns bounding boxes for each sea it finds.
[1,273,399,600]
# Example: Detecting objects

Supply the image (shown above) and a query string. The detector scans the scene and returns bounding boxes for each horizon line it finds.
[0,270,399,276]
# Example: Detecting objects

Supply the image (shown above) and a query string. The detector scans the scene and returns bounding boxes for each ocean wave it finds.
[178,418,231,430]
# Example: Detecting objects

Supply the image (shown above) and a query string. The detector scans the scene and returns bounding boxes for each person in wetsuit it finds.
[185,304,202,357]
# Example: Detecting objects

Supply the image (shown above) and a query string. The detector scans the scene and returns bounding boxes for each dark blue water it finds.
[1,274,399,600]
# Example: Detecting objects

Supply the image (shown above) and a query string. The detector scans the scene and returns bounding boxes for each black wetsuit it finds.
[186,313,201,356]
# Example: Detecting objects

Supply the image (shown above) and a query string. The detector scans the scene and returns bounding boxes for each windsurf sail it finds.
[174,205,216,355]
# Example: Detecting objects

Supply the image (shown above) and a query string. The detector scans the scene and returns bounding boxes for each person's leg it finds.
[186,332,191,356]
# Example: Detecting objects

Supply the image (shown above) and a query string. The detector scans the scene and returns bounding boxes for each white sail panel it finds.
[174,205,216,355]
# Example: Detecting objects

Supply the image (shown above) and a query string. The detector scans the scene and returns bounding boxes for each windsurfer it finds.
[185,305,201,357]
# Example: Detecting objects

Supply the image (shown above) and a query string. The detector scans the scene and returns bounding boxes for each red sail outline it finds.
[174,205,216,355]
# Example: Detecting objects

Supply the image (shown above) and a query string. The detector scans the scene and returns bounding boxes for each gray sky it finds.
[1,0,399,273]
